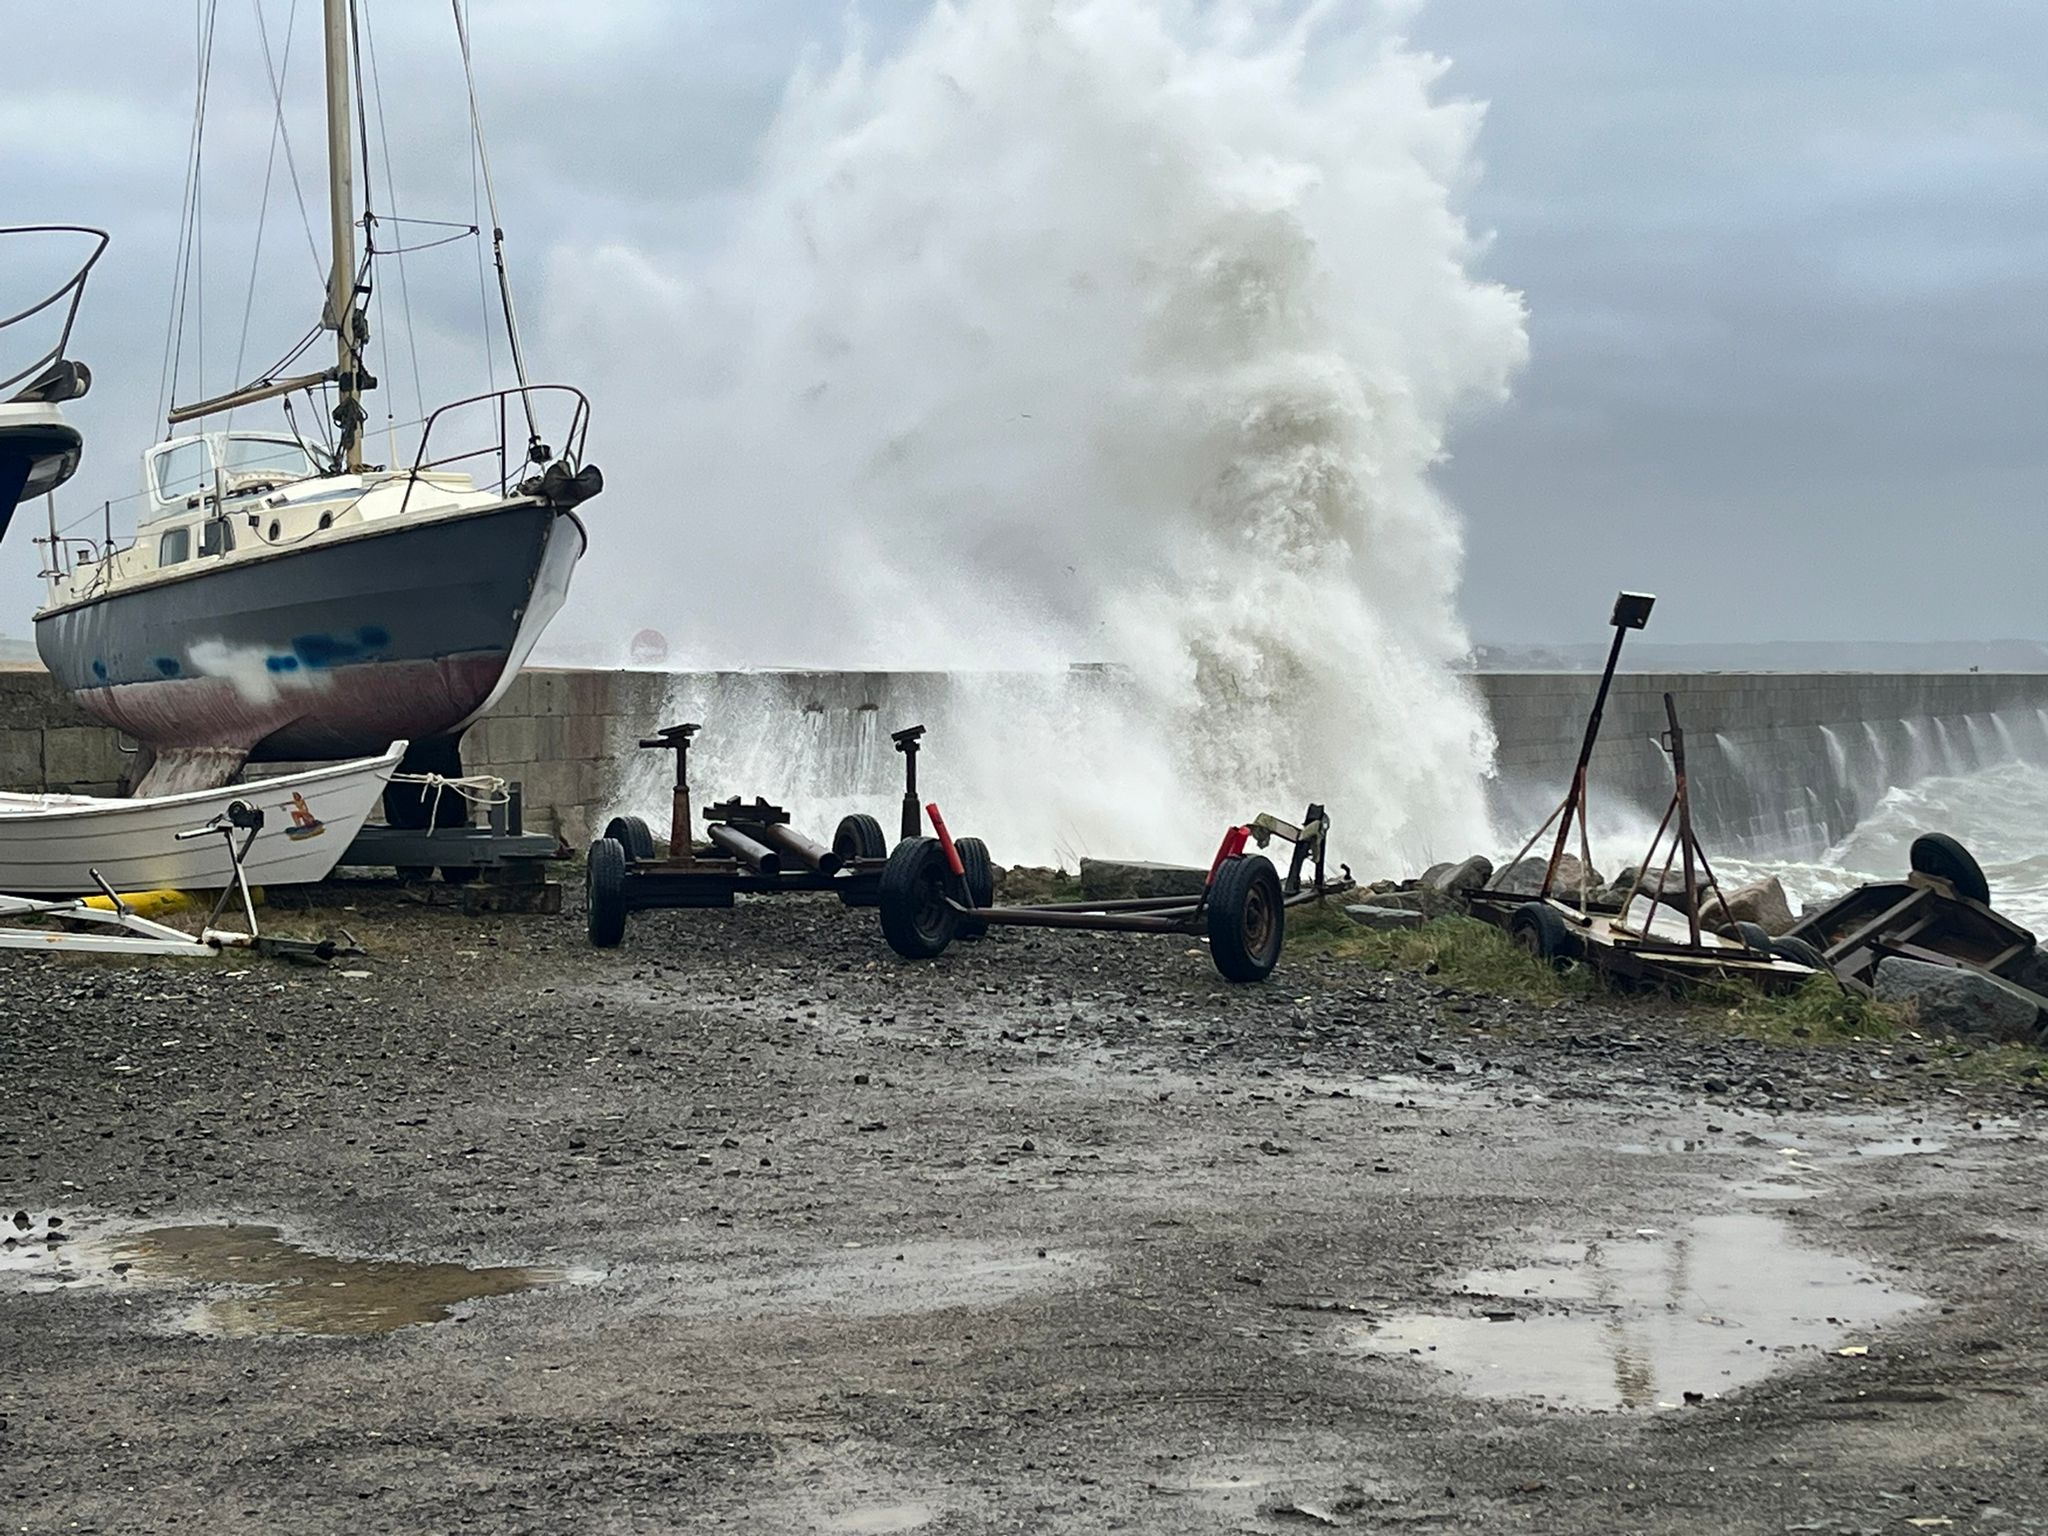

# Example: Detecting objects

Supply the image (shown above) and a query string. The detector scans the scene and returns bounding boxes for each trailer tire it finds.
[833,813,889,863]
[1207,855,1284,982]
[587,837,628,949]
[439,866,481,886]
[1734,920,1773,955]
[1909,832,1990,905]
[604,815,658,863]
[1771,935,1829,972]
[1509,902,1577,967]
[879,837,959,960]
[953,836,995,940]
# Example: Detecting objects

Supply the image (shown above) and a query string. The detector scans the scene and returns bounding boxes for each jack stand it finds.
[893,724,927,843]
[638,722,701,857]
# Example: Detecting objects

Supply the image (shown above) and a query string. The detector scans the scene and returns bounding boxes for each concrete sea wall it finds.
[4,665,2045,861]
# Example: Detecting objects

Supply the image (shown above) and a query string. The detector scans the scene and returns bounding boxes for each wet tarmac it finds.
[4,889,2046,1533]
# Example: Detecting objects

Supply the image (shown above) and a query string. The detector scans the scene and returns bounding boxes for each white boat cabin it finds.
[43,429,503,606]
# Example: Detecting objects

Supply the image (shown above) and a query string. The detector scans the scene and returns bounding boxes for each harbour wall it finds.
[3,665,2045,863]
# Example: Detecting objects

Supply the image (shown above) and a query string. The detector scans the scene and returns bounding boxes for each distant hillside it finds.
[1470,639,2048,673]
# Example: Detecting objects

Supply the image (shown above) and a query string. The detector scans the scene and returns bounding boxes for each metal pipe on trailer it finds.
[706,824,782,874]
[754,822,843,876]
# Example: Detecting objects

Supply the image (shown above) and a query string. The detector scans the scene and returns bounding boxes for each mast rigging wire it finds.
[359,0,426,427]
[452,0,539,450]
[157,0,221,435]
[231,0,307,430]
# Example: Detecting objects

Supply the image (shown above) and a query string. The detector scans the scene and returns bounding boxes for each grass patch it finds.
[1289,906,1594,1003]
[1292,904,1915,1044]
[1692,973,1904,1044]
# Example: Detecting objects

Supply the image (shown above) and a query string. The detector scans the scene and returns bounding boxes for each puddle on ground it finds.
[5,1219,588,1337]
[1345,1211,1918,1411]
[682,1238,1095,1320]
[823,1504,934,1534]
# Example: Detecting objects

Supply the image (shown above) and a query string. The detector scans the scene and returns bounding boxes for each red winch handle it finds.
[1206,824,1251,884]
[925,802,966,877]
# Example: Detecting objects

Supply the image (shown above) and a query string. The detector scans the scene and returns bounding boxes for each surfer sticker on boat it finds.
[285,792,325,842]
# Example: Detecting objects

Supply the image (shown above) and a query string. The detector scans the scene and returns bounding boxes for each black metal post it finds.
[893,724,926,842]
[638,722,700,858]
[1540,592,1654,900]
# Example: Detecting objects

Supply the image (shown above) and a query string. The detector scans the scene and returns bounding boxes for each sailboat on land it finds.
[34,1,600,813]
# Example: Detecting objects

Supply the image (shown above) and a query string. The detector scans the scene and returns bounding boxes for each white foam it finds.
[545,2,1525,866]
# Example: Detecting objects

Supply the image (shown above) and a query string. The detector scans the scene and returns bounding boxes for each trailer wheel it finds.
[439,865,481,886]
[1207,855,1284,982]
[1509,902,1577,967]
[1771,935,1829,972]
[833,812,889,863]
[1909,832,1990,905]
[879,836,959,959]
[954,836,995,940]
[603,815,658,863]
[587,837,628,949]
[1733,920,1773,955]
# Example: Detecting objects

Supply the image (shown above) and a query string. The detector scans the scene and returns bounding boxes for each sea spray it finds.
[550,0,1528,868]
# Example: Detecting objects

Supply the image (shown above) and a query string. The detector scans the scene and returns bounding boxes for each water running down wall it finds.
[3,666,2042,880]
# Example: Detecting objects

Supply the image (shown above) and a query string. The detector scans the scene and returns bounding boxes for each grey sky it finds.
[5,1,2043,648]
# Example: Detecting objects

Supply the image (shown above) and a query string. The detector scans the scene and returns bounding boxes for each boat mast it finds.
[323,0,366,472]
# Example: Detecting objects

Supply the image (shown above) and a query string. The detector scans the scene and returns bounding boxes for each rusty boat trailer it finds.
[1468,590,1818,993]
[584,720,934,947]
[1780,854,2044,1008]
[876,803,1351,983]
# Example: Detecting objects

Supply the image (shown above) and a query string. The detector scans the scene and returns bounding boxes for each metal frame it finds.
[399,384,592,514]
[936,804,1341,937]
[1474,591,1814,991]
[0,225,108,396]
[598,719,926,921]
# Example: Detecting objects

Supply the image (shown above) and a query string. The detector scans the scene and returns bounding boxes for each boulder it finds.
[1078,858,1208,900]
[1364,886,1464,919]
[1709,876,1795,937]
[997,864,1067,902]
[1345,903,1426,931]
[1874,958,2045,1044]
[1427,855,1494,896]
[1419,862,1454,888]
[1492,853,1602,898]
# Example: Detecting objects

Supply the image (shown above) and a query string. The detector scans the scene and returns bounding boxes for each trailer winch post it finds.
[893,725,927,843]
[638,722,701,858]
[1539,591,1655,901]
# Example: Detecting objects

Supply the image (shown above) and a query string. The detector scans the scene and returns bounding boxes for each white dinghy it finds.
[0,742,404,895]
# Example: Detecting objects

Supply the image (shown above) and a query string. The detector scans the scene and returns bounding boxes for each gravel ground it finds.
[3,885,2047,1534]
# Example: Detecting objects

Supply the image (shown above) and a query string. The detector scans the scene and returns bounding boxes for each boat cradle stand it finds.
[341,781,563,915]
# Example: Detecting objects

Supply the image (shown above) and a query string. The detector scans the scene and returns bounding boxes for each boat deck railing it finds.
[1,226,108,398]
[398,385,592,515]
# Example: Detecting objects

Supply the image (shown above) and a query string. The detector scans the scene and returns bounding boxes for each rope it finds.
[388,771,511,829]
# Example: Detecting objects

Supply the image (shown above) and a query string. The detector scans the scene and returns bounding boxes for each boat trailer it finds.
[1468,591,1816,991]
[1779,834,2047,1010]
[876,804,1349,983]
[585,720,935,948]
[0,800,359,962]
